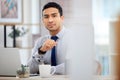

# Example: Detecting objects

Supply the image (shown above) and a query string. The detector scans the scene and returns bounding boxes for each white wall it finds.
[66,0,93,80]
[0,26,4,47]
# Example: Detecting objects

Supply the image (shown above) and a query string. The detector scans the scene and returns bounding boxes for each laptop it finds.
[0,48,21,77]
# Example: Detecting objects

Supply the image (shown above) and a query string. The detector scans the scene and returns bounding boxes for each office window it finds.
[92,0,120,75]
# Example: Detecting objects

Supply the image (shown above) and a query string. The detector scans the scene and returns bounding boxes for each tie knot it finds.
[51,36,58,41]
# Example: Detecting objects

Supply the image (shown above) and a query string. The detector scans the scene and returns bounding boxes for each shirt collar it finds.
[49,26,66,39]
[56,26,66,39]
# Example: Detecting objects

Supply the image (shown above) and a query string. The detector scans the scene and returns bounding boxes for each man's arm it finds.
[27,37,65,74]
[27,55,40,74]
[53,63,65,74]
[27,37,44,74]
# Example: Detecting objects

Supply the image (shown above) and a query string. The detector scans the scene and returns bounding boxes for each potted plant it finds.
[16,64,30,78]
[8,27,29,47]
[8,27,28,38]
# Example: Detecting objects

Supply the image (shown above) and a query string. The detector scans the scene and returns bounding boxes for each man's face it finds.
[42,7,64,32]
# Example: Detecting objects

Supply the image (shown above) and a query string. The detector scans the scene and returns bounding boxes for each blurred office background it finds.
[0,0,120,79]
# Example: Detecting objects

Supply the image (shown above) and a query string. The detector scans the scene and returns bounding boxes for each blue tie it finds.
[51,36,58,66]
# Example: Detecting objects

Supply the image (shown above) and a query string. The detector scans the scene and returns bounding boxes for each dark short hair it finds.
[42,2,63,16]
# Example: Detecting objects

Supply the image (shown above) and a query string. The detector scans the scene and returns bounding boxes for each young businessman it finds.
[27,2,68,75]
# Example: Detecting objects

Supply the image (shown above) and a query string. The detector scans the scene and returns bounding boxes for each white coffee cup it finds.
[39,64,56,78]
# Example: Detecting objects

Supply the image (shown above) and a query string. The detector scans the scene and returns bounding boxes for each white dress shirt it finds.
[27,27,68,74]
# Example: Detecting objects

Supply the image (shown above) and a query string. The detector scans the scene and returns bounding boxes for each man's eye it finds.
[44,16,48,18]
[52,15,57,17]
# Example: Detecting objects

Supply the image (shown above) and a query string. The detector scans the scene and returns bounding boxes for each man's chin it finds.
[48,27,55,30]
[49,28,58,32]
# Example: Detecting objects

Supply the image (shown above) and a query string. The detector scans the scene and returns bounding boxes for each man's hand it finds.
[40,39,57,52]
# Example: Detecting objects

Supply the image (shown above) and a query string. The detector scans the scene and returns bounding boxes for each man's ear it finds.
[42,17,45,23]
[61,16,64,20]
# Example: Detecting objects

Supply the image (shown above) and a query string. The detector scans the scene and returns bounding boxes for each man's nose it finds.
[48,17,53,22]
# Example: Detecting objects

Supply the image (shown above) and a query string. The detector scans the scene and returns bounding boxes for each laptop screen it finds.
[0,48,21,77]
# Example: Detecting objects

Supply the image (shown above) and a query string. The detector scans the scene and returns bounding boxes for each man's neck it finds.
[50,27,62,36]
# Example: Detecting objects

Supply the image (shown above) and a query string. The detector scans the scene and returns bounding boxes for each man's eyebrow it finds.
[51,13,58,15]
[43,14,48,17]
[43,12,58,16]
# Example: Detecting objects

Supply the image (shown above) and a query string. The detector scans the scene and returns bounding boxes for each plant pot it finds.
[16,37,22,48]
[16,66,30,78]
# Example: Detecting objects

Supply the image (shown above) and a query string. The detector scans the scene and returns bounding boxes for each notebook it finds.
[0,48,21,77]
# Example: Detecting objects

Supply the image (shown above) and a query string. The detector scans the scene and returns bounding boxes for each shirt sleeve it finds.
[27,37,44,74]
[53,63,65,75]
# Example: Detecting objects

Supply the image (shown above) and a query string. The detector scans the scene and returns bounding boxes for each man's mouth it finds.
[48,24,55,27]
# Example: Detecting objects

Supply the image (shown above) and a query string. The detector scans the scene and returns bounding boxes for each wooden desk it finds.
[1,75,118,80]
[0,75,69,80]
